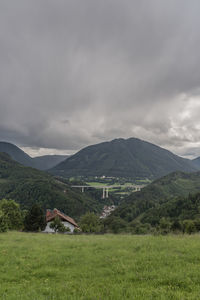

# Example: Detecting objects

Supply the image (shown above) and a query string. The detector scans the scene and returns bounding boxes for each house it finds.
[43,208,79,233]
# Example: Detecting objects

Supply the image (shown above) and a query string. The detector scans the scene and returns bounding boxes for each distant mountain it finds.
[192,157,200,169]
[0,141,68,170]
[51,138,197,179]
[107,171,200,226]
[33,155,69,170]
[0,153,103,219]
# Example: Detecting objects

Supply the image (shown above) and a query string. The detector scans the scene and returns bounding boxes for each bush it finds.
[170,220,182,233]
[0,210,9,233]
[182,220,196,234]
[73,228,79,234]
[130,221,151,234]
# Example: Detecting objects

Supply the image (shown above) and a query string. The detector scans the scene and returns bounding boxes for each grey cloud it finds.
[1,1,200,157]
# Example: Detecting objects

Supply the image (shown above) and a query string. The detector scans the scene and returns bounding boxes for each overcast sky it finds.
[1,0,200,158]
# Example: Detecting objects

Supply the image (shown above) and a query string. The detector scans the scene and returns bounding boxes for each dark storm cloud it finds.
[1,0,200,157]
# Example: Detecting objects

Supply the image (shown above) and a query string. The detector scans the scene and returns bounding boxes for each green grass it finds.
[1,232,200,299]
[86,182,108,187]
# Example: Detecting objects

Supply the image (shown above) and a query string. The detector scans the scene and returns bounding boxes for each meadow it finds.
[1,233,200,300]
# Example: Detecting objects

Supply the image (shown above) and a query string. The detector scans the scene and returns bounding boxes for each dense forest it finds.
[0,153,109,220]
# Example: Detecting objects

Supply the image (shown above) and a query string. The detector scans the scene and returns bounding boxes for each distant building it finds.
[100,205,116,219]
[43,208,79,233]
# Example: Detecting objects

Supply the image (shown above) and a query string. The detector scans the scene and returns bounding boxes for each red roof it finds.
[46,209,78,227]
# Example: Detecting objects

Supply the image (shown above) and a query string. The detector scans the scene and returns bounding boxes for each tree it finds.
[80,212,101,233]
[50,216,67,233]
[24,204,46,232]
[103,216,128,233]
[0,199,23,230]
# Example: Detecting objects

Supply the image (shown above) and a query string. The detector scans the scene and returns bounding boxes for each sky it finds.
[1,0,200,158]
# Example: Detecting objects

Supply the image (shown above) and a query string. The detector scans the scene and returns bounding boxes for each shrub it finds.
[49,216,66,233]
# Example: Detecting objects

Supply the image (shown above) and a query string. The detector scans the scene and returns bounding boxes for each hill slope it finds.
[51,138,197,179]
[0,141,35,168]
[110,171,200,225]
[0,141,68,170]
[0,153,104,219]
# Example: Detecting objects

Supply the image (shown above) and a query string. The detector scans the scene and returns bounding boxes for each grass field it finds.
[86,182,108,187]
[1,233,200,300]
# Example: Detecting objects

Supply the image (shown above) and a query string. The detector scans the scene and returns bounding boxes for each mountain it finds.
[192,157,200,169]
[0,141,35,168]
[0,141,68,170]
[0,152,104,219]
[33,155,69,170]
[51,138,197,179]
[109,171,200,226]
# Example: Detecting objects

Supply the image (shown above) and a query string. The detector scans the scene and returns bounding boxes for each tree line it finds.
[2,192,200,235]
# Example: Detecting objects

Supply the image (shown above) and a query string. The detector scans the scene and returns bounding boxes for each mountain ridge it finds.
[51,137,198,179]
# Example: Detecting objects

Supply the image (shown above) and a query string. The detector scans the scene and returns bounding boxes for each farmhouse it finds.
[43,208,79,233]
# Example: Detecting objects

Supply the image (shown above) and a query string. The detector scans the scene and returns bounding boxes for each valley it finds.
[1,138,200,234]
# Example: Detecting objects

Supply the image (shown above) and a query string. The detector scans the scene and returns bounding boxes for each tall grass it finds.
[1,232,200,299]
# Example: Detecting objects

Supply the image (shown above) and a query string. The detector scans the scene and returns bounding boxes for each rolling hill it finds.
[0,141,68,170]
[0,152,104,219]
[51,138,197,179]
[109,171,200,226]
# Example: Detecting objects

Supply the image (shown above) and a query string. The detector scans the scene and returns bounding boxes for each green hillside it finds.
[0,152,104,219]
[140,192,200,225]
[110,171,200,225]
[51,138,197,179]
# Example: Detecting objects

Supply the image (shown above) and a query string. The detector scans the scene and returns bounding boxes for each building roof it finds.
[46,209,78,227]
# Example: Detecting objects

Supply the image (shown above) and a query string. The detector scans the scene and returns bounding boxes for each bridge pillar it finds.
[106,188,109,198]
[102,188,105,199]
[81,187,84,193]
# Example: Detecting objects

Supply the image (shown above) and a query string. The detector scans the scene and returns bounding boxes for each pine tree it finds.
[24,204,46,231]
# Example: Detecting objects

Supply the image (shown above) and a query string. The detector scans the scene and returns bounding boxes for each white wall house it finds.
[43,208,79,233]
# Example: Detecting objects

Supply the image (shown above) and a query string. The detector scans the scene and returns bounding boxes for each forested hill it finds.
[51,138,197,179]
[109,171,200,225]
[0,152,103,219]
[0,141,68,170]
